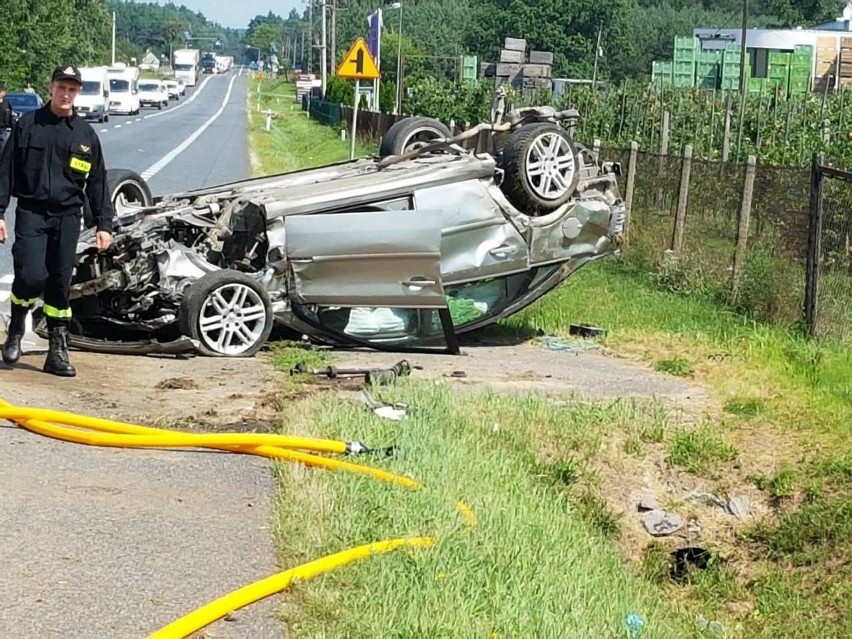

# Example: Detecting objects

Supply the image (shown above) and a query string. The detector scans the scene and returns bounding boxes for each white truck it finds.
[215,55,233,73]
[107,64,140,115]
[75,66,110,123]
[173,48,200,86]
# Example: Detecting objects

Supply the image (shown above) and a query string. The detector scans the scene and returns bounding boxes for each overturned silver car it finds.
[50,105,626,357]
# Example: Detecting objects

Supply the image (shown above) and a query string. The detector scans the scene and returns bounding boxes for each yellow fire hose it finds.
[0,398,474,638]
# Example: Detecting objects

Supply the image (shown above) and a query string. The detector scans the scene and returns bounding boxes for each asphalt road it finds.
[0,67,252,299]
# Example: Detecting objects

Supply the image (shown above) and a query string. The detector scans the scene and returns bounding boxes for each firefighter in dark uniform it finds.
[0,82,14,150]
[0,65,114,377]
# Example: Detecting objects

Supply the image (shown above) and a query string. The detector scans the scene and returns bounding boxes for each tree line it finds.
[0,0,241,96]
[245,0,847,83]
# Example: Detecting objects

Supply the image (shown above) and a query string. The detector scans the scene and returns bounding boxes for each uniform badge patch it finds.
[79,144,90,153]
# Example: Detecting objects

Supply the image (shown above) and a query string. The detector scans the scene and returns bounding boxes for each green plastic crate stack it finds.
[767,50,790,92]
[461,55,478,83]
[652,60,673,86]
[673,36,697,87]
[747,77,766,95]
[789,45,812,95]
[721,43,746,90]
[695,49,722,88]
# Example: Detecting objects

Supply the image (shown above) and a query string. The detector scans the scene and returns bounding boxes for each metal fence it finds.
[806,155,852,343]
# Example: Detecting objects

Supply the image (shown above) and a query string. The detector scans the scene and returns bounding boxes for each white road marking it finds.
[139,74,239,181]
[114,124,121,128]
[0,274,13,284]
[99,128,109,132]
[126,121,133,125]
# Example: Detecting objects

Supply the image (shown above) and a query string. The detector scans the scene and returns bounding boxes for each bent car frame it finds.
[41,101,627,357]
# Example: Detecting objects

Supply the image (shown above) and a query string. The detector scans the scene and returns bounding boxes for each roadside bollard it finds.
[264,110,272,132]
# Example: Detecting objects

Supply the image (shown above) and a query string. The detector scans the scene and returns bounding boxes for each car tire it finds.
[379,116,453,158]
[499,123,580,215]
[178,270,274,357]
[107,169,153,215]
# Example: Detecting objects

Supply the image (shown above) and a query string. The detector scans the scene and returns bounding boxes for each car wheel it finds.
[379,116,453,157]
[107,169,153,215]
[178,270,273,357]
[499,123,580,215]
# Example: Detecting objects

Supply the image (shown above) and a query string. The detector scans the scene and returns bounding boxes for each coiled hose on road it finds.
[0,398,475,639]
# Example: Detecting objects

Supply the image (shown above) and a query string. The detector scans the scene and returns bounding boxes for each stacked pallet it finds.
[479,37,554,95]
[840,37,852,86]
[814,36,838,92]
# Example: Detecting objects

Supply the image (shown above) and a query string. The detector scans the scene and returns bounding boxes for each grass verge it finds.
[248,77,851,638]
[247,77,372,176]
[273,383,695,638]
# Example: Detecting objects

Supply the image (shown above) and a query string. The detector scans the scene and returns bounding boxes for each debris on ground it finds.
[641,509,685,536]
[291,359,412,386]
[636,494,662,512]
[154,377,200,390]
[696,614,726,635]
[624,612,646,637]
[727,495,750,520]
[339,389,409,421]
[536,335,605,354]
[568,323,607,339]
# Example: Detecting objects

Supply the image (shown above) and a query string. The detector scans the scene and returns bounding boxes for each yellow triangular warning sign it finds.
[336,38,381,80]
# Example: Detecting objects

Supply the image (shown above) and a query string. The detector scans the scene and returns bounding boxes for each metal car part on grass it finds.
[60,102,627,357]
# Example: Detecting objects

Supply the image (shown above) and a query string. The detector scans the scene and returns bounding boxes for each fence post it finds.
[804,152,826,337]
[722,105,731,164]
[731,155,757,302]
[593,138,601,161]
[624,141,639,240]
[670,144,693,252]
[655,111,670,209]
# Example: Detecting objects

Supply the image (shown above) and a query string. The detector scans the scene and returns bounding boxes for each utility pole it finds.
[592,24,603,87]
[308,0,314,74]
[331,0,337,70]
[321,0,328,95]
[736,0,749,161]
[111,11,116,65]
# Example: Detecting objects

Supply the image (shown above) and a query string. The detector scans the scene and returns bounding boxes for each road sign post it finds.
[350,80,359,160]
[336,38,381,161]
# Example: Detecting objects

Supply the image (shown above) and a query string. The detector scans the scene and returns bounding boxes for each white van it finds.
[107,63,140,115]
[75,67,110,123]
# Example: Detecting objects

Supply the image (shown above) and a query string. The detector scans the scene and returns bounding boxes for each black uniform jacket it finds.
[0,103,114,232]
[0,98,13,130]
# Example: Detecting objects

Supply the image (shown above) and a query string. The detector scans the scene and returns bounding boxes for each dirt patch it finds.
[1,346,286,429]
[154,376,200,390]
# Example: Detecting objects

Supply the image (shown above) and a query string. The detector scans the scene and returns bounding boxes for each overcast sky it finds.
[151,0,303,29]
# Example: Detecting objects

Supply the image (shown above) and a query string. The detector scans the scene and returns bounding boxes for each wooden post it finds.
[593,138,601,161]
[624,141,639,240]
[656,111,670,209]
[731,155,757,302]
[804,152,825,336]
[670,144,692,252]
[722,105,731,164]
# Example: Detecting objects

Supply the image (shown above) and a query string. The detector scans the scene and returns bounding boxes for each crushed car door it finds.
[285,209,458,352]
[285,209,445,307]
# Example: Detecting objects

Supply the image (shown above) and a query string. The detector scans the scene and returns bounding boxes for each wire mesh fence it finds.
[811,162,852,344]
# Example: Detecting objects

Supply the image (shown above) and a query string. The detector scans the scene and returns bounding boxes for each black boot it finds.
[44,325,76,377]
[3,304,29,365]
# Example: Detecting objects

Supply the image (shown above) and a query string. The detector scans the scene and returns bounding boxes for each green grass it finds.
[248,78,373,176]
[666,426,738,475]
[272,384,693,638]
[248,81,852,639]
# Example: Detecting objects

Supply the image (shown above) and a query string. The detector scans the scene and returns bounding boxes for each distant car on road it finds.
[137,79,168,109]
[163,79,181,100]
[6,92,43,121]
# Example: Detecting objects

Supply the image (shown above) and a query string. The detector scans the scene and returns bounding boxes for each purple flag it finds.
[367,9,382,65]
